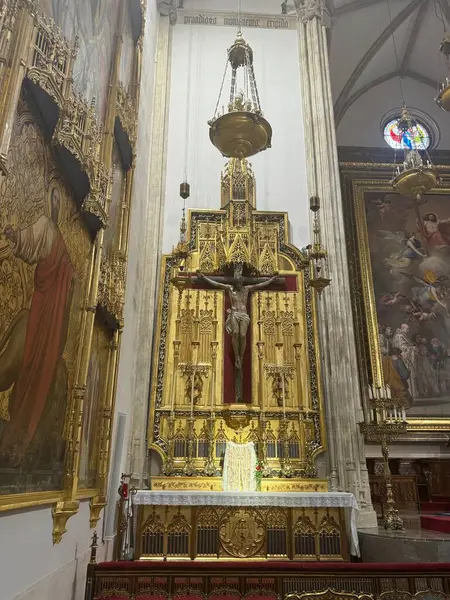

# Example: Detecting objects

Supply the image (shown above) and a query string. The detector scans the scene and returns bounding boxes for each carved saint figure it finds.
[198,264,279,371]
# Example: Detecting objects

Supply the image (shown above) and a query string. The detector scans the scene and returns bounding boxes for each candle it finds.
[190,367,195,417]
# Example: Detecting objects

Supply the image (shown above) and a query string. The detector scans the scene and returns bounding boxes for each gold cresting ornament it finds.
[208,34,272,159]
[391,108,438,200]
[436,32,450,112]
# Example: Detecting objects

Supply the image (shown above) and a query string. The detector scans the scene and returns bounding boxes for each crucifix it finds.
[196,263,284,402]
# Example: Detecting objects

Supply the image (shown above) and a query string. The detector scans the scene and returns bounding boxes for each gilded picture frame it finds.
[342,163,450,432]
[0,0,144,541]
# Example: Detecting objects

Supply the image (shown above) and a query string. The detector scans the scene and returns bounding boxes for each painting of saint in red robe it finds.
[0,188,74,462]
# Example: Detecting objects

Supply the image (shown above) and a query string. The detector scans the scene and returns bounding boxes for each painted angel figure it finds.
[380,230,426,272]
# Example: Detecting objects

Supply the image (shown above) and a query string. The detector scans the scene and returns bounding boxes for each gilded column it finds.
[296,0,376,526]
[124,6,174,485]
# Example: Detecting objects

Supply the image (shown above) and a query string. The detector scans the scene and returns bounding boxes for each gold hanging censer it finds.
[436,32,450,112]
[390,107,438,200]
[208,33,272,159]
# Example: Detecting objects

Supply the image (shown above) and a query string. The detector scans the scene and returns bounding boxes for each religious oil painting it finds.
[78,319,111,489]
[39,0,121,122]
[0,95,91,496]
[362,190,450,418]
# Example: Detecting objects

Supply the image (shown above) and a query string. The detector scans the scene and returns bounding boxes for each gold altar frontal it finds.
[135,503,348,562]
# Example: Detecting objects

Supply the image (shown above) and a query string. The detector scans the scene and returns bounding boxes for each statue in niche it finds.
[197,263,282,401]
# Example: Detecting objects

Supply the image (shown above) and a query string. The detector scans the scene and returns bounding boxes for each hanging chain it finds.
[213,56,230,119]
[246,47,261,113]
[184,28,193,181]
[386,0,405,106]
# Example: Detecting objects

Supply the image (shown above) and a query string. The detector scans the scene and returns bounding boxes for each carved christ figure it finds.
[197,264,279,371]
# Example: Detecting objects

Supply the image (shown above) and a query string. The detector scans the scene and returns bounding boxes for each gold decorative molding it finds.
[27,11,78,109]
[83,160,113,230]
[116,81,137,166]
[53,93,98,163]
[150,476,328,492]
[0,0,36,158]
[288,591,373,600]
[98,250,126,327]
[89,495,107,529]
[52,92,114,229]
[52,499,79,544]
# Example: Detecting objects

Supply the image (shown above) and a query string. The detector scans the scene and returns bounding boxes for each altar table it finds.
[132,490,359,559]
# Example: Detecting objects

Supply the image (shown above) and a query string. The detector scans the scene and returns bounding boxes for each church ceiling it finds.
[328,0,450,148]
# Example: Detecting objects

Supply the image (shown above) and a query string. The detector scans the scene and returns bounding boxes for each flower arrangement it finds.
[255,461,263,491]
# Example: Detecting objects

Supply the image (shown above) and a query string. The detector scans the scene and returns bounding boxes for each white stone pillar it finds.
[124,9,174,486]
[297,0,377,527]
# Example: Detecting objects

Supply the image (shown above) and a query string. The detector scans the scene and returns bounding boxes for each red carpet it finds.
[420,501,450,512]
[432,496,450,502]
[421,514,450,534]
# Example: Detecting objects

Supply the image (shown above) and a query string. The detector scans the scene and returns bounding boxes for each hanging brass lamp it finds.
[390,107,438,199]
[208,33,272,159]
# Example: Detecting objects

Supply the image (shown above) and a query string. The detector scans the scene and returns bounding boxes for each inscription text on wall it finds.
[180,11,296,30]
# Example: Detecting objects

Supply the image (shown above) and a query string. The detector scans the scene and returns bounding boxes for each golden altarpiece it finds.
[149,158,326,489]
[133,156,357,562]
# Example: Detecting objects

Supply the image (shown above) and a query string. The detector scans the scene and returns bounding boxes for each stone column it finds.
[296,0,377,527]
[123,7,174,486]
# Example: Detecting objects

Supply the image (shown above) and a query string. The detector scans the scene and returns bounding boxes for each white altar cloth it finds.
[133,490,360,556]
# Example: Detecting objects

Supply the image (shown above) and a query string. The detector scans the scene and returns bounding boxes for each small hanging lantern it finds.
[171,182,192,291]
[308,196,331,295]
[390,107,438,200]
[208,33,272,159]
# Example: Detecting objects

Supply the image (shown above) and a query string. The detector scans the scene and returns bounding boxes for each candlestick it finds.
[190,366,195,417]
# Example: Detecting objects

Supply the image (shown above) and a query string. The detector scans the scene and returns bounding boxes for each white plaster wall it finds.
[0,3,159,598]
[336,77,450,150]
[0,501,106,600]
[163,21,309,253]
